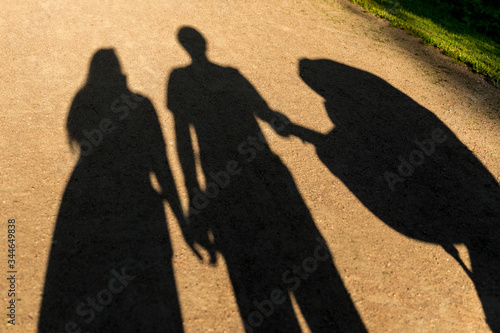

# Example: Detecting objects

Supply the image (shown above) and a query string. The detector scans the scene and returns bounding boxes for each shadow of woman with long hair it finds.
[38,49,185,332]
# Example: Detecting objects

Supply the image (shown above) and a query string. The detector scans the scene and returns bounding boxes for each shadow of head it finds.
[87,48,126,86]
[299,58,380,98]
[299,58,331,98]
[299,58,374,124]
[177,26,207,61]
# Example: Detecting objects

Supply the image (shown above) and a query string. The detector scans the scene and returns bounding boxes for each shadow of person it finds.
[38,49,185,333]
[167,27,367,332]
[291,58,500,331]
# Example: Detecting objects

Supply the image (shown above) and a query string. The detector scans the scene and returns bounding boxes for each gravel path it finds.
[1,1,499,332]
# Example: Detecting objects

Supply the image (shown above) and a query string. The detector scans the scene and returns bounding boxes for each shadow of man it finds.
[38,49,185,333]
[167,27,367,332]
[290,58,500,331]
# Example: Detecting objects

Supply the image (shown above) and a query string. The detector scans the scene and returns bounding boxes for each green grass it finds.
[349,0,500,87]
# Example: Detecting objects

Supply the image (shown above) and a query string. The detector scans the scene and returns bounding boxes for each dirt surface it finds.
[1,0,500,332]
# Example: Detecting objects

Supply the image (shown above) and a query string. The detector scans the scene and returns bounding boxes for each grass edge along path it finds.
[334,0,500,87]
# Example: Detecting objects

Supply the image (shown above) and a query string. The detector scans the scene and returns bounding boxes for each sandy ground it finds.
[1,0,499,332]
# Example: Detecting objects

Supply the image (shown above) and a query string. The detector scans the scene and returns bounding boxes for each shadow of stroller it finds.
[289,58,500,331]
[38,49,185,333]
[167,27,367,332]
